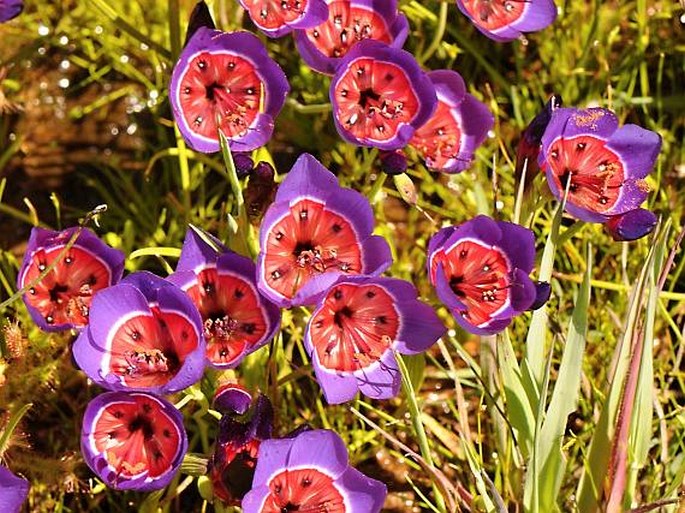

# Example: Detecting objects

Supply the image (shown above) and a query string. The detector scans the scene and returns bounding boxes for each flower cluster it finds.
[9,0,666,511]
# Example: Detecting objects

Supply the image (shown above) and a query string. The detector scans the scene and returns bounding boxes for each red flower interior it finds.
[263,198,362,300]
[546,135,626,214]
[178,52,262,141]
[436,239,511,327]
[333,57,420,142]
[242,0,309,30]
[91,395,182,480]
[185,268,270,367]
[107,307,199,388]
[461,0,526,30]
[22,245,113,328]
[310,283,398,372]
[212,439,261,505]
[410,100,463,169]
[305,2,392,59]
[260,468,345,513]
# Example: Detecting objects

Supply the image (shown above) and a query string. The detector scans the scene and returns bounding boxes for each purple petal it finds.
[83,283,152,354]
[334,467,387,513]
[530,281,551,310]
[275,153,339,204]
[605,208,658,242]
[213,384,252,414]
[395,301,446,354]
[241,484,271,513]
[606,124,662,180]
[360,235,393,275]
[176,227,227,272]
[121,271,170,303]
[0,466,29,513]
[510,0,557,33]
[427,226,456,264]
[309,360,360,405]
[495,220,536,273]
[442,214,504,249]
[292,271,348,307]
[285,429,349,478]
[507,268,537,313]
[355,350,401,400]
[250,437,295,485]
[0,0,22,23]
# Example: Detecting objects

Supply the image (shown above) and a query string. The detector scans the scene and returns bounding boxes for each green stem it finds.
[168,0,182,61]
[174,126,193,224]
[286,98,332,114]
[396,352,447,513]
[419,0,448,64]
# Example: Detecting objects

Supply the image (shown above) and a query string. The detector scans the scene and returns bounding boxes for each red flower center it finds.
[260,468,346,513]
[178,52,262,142]
[212,439,261,505]
[310,283,399,372]
[546,135,627,214]
[263,198,362,300]
[106,307,199,388]
[91,395,182,480]
[185,268,270,367]
[333,57,420,142]
[410,100,463,169]
[436,239,511,327]
[461,0,526,30]
[306,2,392,59]
[22,246,113,328]
[242,0,309,30]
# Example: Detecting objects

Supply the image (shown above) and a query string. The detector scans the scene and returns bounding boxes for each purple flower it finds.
[428,215,545,335]
[72,271,206,395]
[167,228,280,369]
[80,391,187,491]
[239,0,329,38]
[242,429,386,513]
[456,0,557,42]
[209,388,273,505]
[539,107,662,224]
[257,153,392,307]
[330,40,436,150]
[410,70,493,174]
[0,0,22,23]
[0,465,29,513]
[169,28,289,154]
[17,227,125,332]
[294,0,409,75]
[304,275,445,404]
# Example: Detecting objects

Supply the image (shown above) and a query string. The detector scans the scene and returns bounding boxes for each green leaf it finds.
[525,246,591,512]
[576,234,659,512]
[497,330,536,458]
